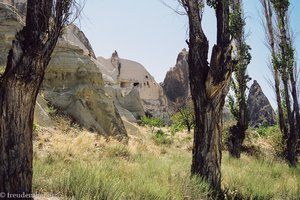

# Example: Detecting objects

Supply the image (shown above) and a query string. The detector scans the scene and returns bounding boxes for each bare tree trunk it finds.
[183,0,232,193]
[0,0,74,195]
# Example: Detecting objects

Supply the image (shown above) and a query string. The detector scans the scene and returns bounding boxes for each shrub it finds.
[152,129,172,146]
[170,104,195,134]
[0,66,5,75]
[138,116,164,133]
[107,144,130,158]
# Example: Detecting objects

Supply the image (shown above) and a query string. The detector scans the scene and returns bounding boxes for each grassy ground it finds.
[33,117,300,199]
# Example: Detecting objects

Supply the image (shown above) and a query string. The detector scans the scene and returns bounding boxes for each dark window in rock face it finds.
[120,82,126,88]
[147,81,150,88]
[133,82,139,87]
[145,75,148,79]
[120,81,131,88]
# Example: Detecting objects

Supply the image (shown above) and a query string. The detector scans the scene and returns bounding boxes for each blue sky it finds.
[77,0,299,108]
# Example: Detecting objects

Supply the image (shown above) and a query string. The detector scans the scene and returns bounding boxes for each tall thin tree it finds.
[0,0,80,195]
[261,0,299,166]
[227,0,251,158]
[180,0,233,192]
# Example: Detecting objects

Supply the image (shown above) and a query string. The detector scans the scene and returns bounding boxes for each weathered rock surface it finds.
[43,37,127,140]
[0,3,23,65]
[247,80,276,127]
[0,3,128,140]
[96,51,170,122]
[62,24,96,59]
[162,49,190,106]
[0,0,26,16]
[34,95,52,127]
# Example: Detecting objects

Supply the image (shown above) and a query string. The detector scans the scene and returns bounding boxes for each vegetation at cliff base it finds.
[32,116,299,200]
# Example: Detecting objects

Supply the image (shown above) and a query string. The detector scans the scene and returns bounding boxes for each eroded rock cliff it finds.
[247,80,276,127]
[162,49,190,106]
[0,2,127,140]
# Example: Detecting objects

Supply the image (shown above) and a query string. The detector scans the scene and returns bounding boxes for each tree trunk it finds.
[276,3,297,166]
[0,0,71,195]
[261,0,288,152]
[191,78,230,191]
[184,0,232,193]
[0,64,43,195]
[228,125,245,158]
[227,0,249,158]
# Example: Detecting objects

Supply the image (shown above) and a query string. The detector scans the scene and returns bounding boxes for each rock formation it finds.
[162,49,190,106]
[247,80,276,127]
[96,51,170,122]
[0,2,127,140]
[0,3,23,65]
[0,0,26,16]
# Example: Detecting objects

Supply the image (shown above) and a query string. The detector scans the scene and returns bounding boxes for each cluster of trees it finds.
[180,0,298,196]
[261,0,299,166]
[0,0,298,197]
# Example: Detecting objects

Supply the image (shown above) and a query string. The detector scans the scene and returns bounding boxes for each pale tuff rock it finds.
[43,36,127,139]
[0,3,127,139]
[0,0,26,16]
[34,95,53,127]
[0,3,23,65]
[97,51,170,122]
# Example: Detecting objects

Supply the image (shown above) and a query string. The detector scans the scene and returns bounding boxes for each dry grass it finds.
[33,116,299,199]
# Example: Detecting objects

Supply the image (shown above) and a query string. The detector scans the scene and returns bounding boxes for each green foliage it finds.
[228,1,251,126]
[229,9,245,39]
[138,116,164,133]
[206,0,217,8]
[271,0,289,13]
[152,129,172,146]
[170,120,184,135]
[255,125,285,155]
[45,105,57,115]
[0,66,5,75]
[170,104,195,134]
[33,151,212,200]
[138,116,163,128]
[33,123,38,132]
[222,152,300,199]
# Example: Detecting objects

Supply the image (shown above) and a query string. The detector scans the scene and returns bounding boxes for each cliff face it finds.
[162,49,190,106]
[0,0,26,15]
[247,80,276,127]
[96,51,170,122]
[0,2,127,140]
[0,3,23,65]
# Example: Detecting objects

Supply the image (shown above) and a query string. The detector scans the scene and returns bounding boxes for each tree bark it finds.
[261,0,288,150]
[276,2,297,166]
[183,0,232,193]
[0,0,72,195]
[227,0,249,158]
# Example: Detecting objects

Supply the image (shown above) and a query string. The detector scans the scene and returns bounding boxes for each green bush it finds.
[152,129,172,146]
[138,116,164,133]
[138,116,163,127]
[0,66,5,75]
[170,117,184,135]
[170,104,195,134]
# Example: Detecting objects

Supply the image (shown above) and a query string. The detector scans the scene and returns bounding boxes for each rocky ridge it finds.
[96,51,170,122]
[247,80,276,127]
[162,48,190,106]
[0,2,127,140]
